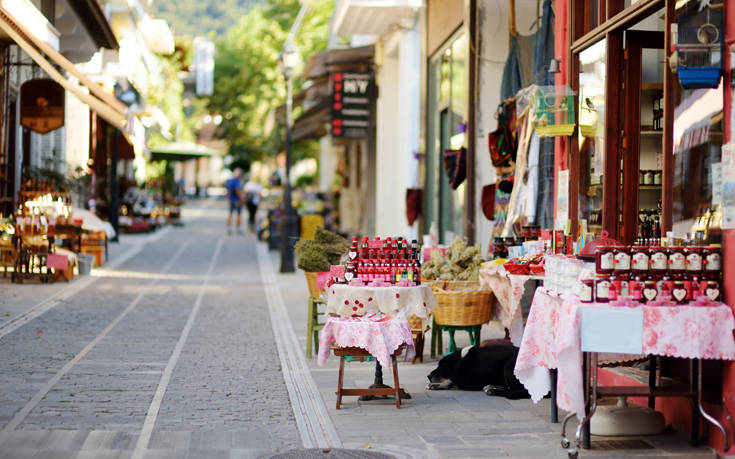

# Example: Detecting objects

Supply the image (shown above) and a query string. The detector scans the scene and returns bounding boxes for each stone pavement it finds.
[0,200,719,458]
[270,247,718,459]
[0,201,300,458]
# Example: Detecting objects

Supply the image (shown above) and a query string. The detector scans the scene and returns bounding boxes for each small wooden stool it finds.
[333,346,405,409]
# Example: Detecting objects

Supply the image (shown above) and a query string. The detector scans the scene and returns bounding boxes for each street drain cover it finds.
[592,439,654,450]
[271,449,394,458]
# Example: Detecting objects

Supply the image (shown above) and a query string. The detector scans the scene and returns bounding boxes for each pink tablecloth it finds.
[514,287,735,420]
[317,317,416,370]
[479,265,541,345]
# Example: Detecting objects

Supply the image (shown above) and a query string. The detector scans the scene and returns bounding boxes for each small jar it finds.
[613,273,630,297]
[703,247,722,273]
[649,246,668,275]
[653,170,662,185]
[596,246,616,275]
[704,280,721,302]
[629,275,645,301]
[644,170,654,185]
[671,280,688,304]
[596,276,611,303]
[578,279,594,303]
[657,274,674,298]
[667,247,686,275]
[642,279,658,303]
[631,245,650,275]
[614,247,631,272]
[685,246,703,273]
[639,170,645,185]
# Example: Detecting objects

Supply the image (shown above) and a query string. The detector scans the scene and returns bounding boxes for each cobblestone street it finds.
[0,202,301,458]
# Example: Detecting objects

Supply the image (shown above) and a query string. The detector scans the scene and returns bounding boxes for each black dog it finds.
[426,344,530,400]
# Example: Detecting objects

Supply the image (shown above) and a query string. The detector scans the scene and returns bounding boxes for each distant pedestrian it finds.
[243,176,263,231]
[226,168,244,234]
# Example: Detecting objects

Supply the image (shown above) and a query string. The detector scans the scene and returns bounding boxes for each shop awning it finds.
[0,5,128,132]
[149,142,222,161]
[332,0,421,36]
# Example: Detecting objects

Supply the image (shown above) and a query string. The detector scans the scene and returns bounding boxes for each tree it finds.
[207,0,333,168]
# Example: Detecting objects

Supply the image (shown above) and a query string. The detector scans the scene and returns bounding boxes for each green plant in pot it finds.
[294,227,349,296]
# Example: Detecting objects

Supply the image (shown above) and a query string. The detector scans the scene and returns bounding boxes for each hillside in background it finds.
[149,0,263,37]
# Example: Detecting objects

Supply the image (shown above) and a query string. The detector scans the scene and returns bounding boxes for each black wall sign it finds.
[20,79,65,134]
[330,71,374,139]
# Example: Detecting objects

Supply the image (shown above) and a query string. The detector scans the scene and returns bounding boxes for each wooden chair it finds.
[408,315,425,364]
[81,230,107,267]
[333,346,404,409]
[304,272,327,358]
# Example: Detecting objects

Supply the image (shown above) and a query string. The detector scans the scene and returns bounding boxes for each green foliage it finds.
[207,0,333,166]
[294,226,349,272]
[149,0,263,38]
[147,45,195,149]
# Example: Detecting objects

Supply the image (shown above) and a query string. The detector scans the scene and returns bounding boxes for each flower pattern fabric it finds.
[479,265,535,345]
[317,317,416,370]
[326,284,437,320]
[514,287,735,420]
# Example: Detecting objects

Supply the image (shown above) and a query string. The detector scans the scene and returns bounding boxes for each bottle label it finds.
[706,253,721,271]
[650,252,667,270]
[578,282,593,302]
[599,252,614,270]
[632,252,649,270]
[596,280,610,299]
[669,252,686,271]
[614,252,631,270]
[686,253,702,271]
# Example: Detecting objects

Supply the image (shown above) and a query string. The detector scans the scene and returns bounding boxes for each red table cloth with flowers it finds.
[317,316,416,370]
[326,284,436,320]
[514,287,735,420]
[479,265,540,345]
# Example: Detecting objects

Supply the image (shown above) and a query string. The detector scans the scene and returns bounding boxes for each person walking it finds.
[243,176,263,231]
[226,168,244,234]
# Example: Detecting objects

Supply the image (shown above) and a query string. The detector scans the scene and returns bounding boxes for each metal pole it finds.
[109,128,119,242]
[280,75,296,273]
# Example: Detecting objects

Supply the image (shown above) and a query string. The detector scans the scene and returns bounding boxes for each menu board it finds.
[330,72,375,139]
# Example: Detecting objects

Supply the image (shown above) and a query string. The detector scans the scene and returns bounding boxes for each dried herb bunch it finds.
[294,227,350,272]
[422,237,483,281]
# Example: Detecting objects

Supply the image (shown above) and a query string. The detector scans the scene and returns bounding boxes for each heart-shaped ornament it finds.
[706,288,720,301]
[344,270,354,281]
[643,288,658,301]
[348,251,357,259]
[672,288,687,302]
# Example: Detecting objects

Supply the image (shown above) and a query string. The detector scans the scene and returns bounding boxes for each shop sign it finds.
[330,71,374,139]
[20,79,64,134]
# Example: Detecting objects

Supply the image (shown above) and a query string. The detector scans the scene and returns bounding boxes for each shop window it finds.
[578,39,606,233]
[426,32,468,244]
[671,82,723,244]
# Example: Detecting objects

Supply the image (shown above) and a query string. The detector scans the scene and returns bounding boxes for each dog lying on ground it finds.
[426,343,530,400]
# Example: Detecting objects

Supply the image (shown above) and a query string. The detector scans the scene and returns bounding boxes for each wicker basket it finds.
[432,283,493,327]
[304,271,324,298]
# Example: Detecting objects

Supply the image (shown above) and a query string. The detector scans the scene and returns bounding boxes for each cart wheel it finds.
[561,437,570,449]
[567,448,578,459]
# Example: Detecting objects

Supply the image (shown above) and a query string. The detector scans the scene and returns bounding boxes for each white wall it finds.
[64,91,91,173]
[318,135,338,192]
[375,28,420,239]
[474,0,539,255]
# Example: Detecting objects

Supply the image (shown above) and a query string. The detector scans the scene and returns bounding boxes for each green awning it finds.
[149,142,222,161]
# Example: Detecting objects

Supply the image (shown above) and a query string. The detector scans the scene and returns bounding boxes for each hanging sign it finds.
[330,72,374,139]
[722,143,735,229]
[20,79,65,134]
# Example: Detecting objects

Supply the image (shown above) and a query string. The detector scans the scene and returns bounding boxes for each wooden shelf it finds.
[639,185,661,190]
[640,130,663,136]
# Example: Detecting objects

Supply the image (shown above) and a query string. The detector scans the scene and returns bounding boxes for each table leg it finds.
[648,355,657,409]
[392,355,401,408]
[359,361,412,401]
[430,318,437,359]
[576,352,594,450]
[336,356,345,409]
[550,368,559,423]
[696,359,729,451]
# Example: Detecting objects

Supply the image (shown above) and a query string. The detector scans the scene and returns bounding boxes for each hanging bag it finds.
[442,147,467,190]
[488,103,517,167]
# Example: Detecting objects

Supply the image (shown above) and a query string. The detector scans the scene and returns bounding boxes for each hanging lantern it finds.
[676,0,723,89]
